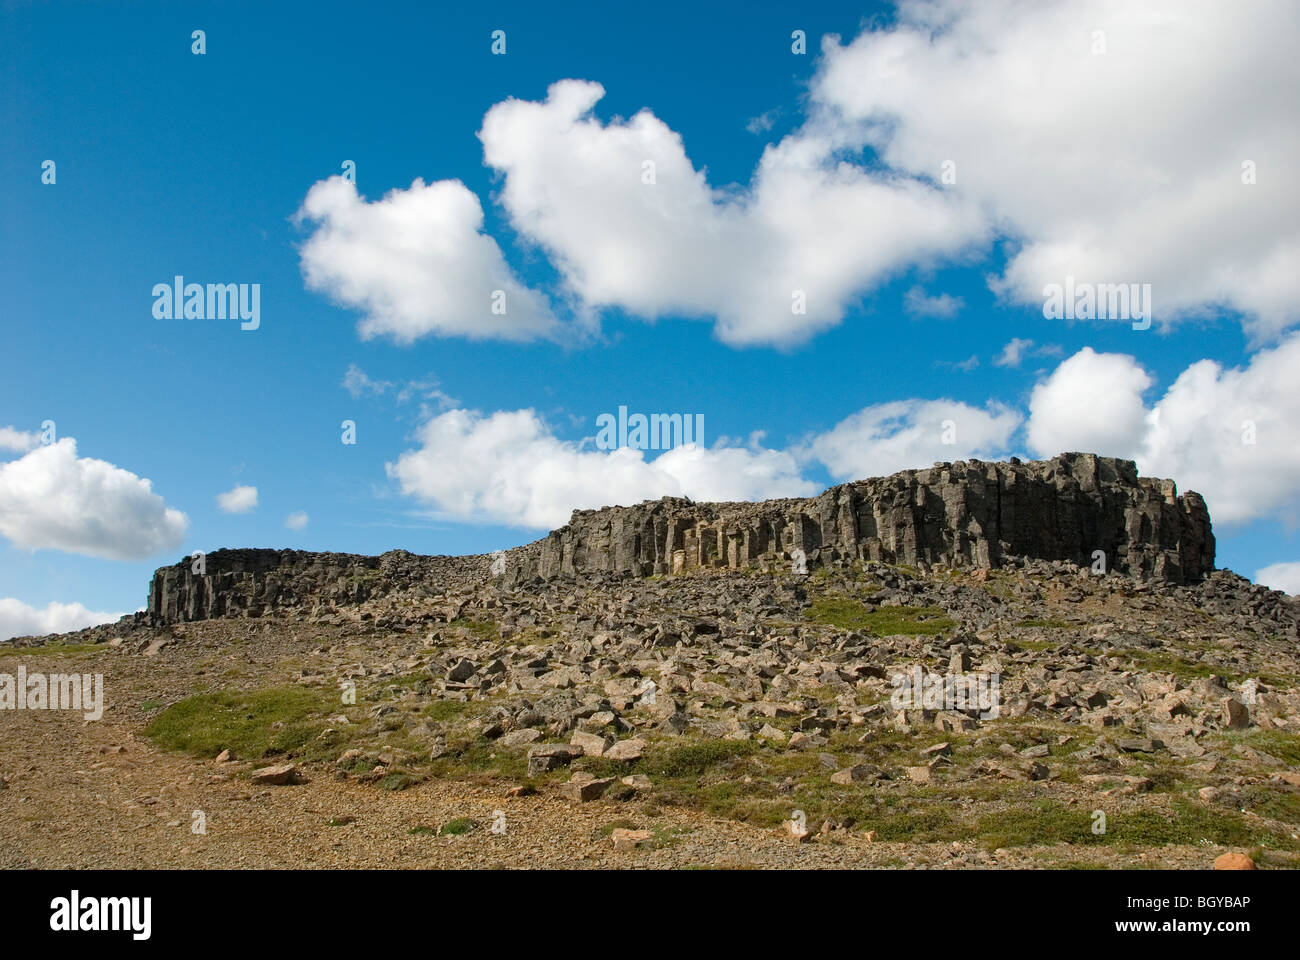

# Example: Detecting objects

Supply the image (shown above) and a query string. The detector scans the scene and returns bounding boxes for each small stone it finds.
[583,711,616,729]
[611,828,654,851]
[620,774,652,790]
[831,764,880,785]
[1223,698,1250,730]
[570,731,613,757]
[604,738,646,762]
[445,660,477,683]
[499,728,541,749]
[336,748,364,767]
[250,763,298,786]
[214,749,231,763]
[526,743,584,776]
[906,765,932,784]
[1213,852,1256,870]
[559,776,614,803]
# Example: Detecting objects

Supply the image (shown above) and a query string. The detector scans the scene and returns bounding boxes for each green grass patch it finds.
[600,819,638,836]
[449,618,499,641]
[806,595,954,636]
[439,817,476,836]
[143,685,333,760]
[1210,729,1300,766]
[976,798,1300,851]
[0,642,104,657]
[1232,784,1300,825]
[424,699,471,722]
[1008,639,1057,652]
[642,738,758,778]
[1116,648,1240,682]
[379,770,421,791]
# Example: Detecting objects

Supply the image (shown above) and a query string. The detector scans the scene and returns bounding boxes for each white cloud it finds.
[1026,348,1153,458]
[746,109,780,135]
[0,426,39,453]
[342,364,392,399]
[806,399,1022,481]
[994,338,1034,368]
[479,79,985,346]
[0,598,125,642]
[341,365,457,415]
[813,0,1300,341]
[1025,335,1300,525]
[1139,335,1300,525]
[297,176,557,344]
[216,484,258,514]
[292,4,1298,350]
[0,439,188,560]
[387,408,816,529]
[285,511,309,530]
[389,332,1300,534]
[905,286,964,318]
[1255,562,1300,596]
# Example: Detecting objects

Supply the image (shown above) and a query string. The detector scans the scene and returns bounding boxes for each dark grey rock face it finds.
[146,549,491,624]
[143,452,1214,624]
[505,453,1214,586]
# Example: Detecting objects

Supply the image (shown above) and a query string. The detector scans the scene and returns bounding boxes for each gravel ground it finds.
[0,646,1259,871]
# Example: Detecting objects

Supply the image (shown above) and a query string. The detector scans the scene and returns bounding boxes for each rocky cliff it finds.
[145,453,1214,624]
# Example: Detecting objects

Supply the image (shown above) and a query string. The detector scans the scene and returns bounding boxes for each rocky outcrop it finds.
[146,549,490,624]
[505,453,1214,586]
[143,453,1214,624]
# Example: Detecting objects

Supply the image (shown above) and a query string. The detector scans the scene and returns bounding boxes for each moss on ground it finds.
[143,685,338,761]
[806,595,954,635]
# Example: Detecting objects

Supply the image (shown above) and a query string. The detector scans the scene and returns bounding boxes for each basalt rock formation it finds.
[144,453,1214,624]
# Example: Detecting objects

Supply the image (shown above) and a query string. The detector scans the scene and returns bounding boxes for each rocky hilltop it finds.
[144,453,1214,625]
[9,454,1300,872]
[510,452,1213,584]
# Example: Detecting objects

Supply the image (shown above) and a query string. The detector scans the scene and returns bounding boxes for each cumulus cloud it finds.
[480,79,985,346]
[807,399,1022,481]
[1025,335,1300,525]
[216,484,258,514]
[1139,336,1300,525]
[0,426,39,453]
[285,511,309,530]
[1255,562,1300,596]
[296,2,1295,349]
[0,597,125,642]
[813,0,1300,340]
[1026,348,1153,458]
[297,176,557,344]
[0,439,188,560]
[387,408,816,529]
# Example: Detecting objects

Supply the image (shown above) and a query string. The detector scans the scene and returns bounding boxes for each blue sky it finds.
[3,0,1298,635]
